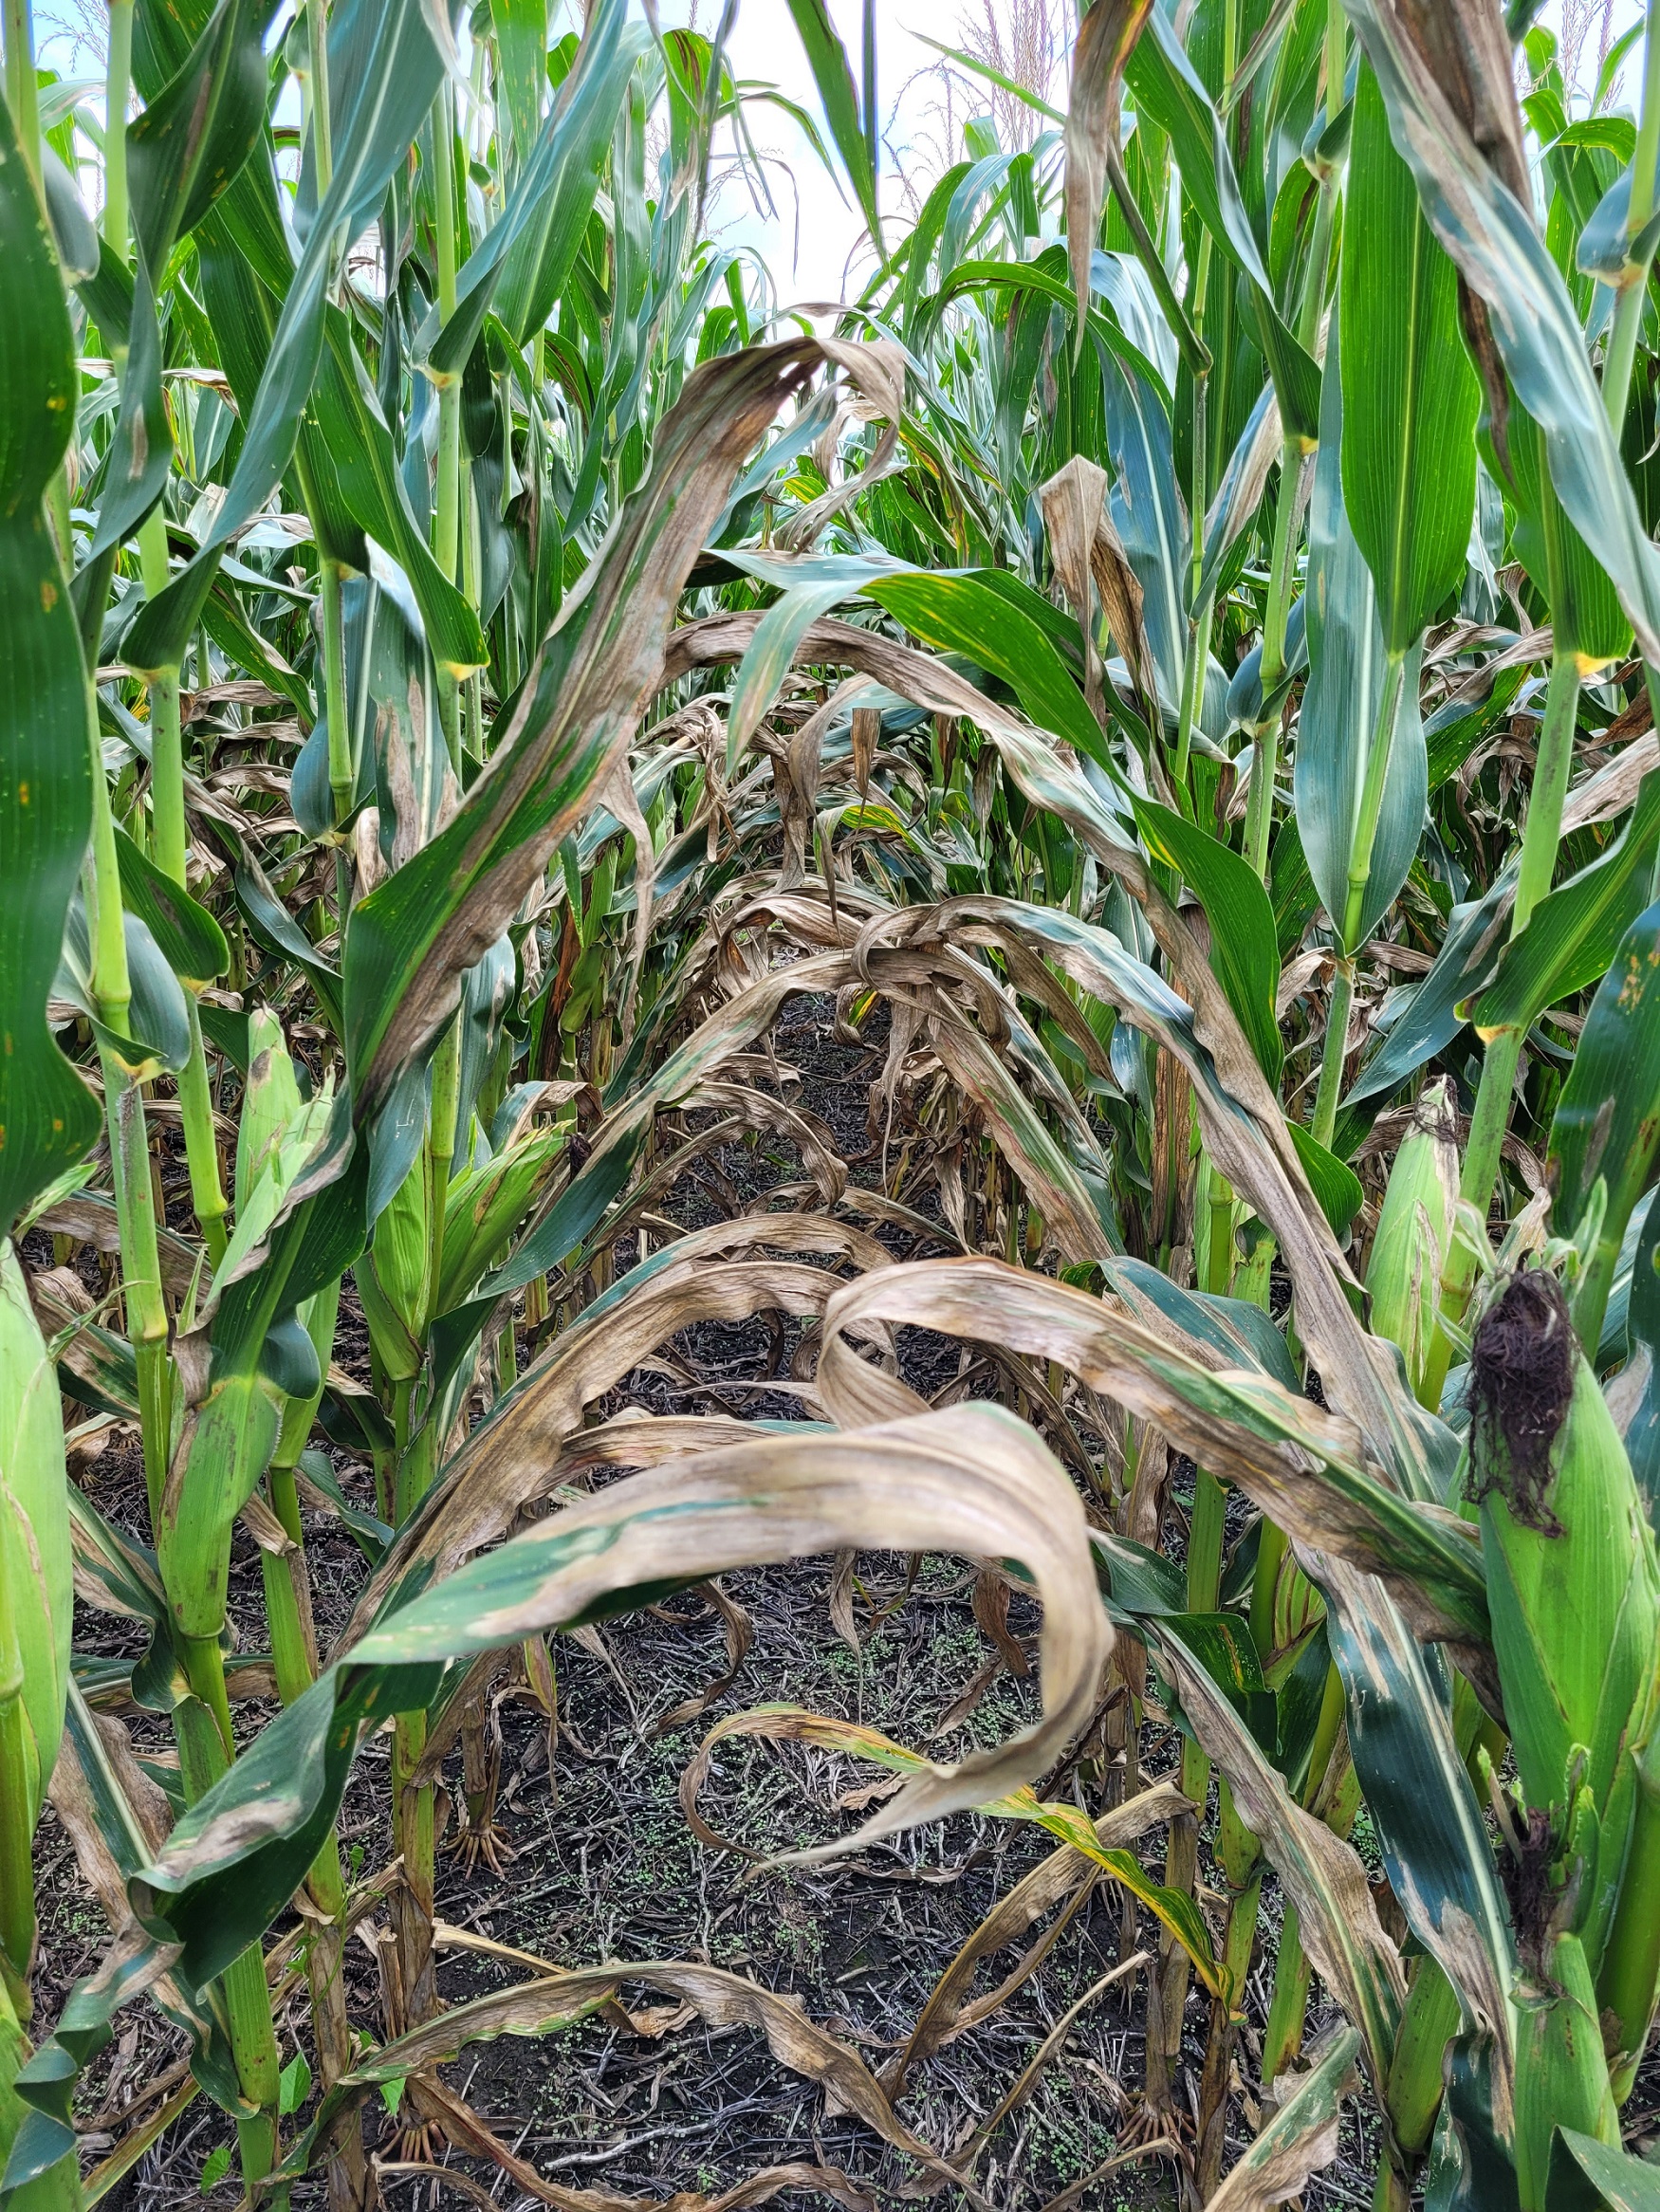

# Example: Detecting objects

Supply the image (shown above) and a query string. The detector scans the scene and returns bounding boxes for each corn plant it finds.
[6,0,1660,2208]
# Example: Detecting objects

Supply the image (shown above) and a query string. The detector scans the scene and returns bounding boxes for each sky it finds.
[30,0,1655,311]
[645,1,1049,311]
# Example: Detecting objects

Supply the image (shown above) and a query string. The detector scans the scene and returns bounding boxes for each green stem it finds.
[139,510,229,1261]
[1321,0,1346,141]
[1424,652,1581,1404]
[1263,1663,1351,2087]
[83,679,175,1507]
[322,557,352,830]
[423,1021,460,1338]
[1263,1903,1313,2086]
[1173,591,1215,797]
[1294,0,1347,331]
[1340,648,1408,952]
[134,529,181,857]
[0,1512,36,2013]
[433,77,463,770]
[1242,0,1340,891]
[1603,2,1660,433]
[1249,1518,1286,1658]
[102,0,133,255]
[84,729,129,1044]
[3,0,39,182]
[179,1002,229,1263]
[1310,956,1354,1152]
[144,675,183,878]
[307,0,333,194]
[1206,1164,1235,1295]
[1244,437,1304,883]
[1178,1465,1227,1811]
[175,1639,285,2202]
[260,1288,358,2177]
[1601,1734,1660,2094]
[104,1055,171,1518]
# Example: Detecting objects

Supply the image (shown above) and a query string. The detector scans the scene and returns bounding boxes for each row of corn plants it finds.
[3,0,1660,2207]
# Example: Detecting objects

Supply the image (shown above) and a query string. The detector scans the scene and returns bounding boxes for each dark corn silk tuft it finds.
[1468,1268,1577,1532]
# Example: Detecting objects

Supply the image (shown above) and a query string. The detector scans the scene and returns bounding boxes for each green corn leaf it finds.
[65,1486,190,1712]
[113,826,228,989]
[1320,1561,1518,2076]
[1550,2128,1660,2212]
[0,1245,73,1834]
[159,1101,367,1641]
[1340,62,1479,653]
[784,0,882,258]
[342,341,822,1131]
[1287,1123,1366,1235]
[313,313,487,678]
[1344,0,1660,667]
[1133,798,1282,1083]
[92,0,277,558]
[999,1790,1234,2002]
[129,0,448,660]
[1472,775,1660,1037]
[1090,1527,1190,1617]
[0,91,100,1236]
[234,1009,304,1215]
[489,0,550,173]
[865,571,1116,778]
[1503,408,1631,667]
[1125,9,1320,440]
[429,0,645,376]
[1551,899,1660,1349]
[1103,1257,1302,1390]
[230,839,343,1037]
[435,1132,566,1323]
[1195,382,1281,614]
[55,897,192,1079]
[1295,317,1428,956]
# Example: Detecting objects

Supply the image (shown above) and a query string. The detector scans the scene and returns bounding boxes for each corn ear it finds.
[233,1009,303,1213]
[357,1153,431,1384]
[1600,1723,1660,2093]
[0,1245,72,2014]
[1384,1957,1460,2158]
[1512,1930,1618,2212]
[0,1244,71,1829]
[1366,1075,1458,1402]
[1469,1270,1660,1829]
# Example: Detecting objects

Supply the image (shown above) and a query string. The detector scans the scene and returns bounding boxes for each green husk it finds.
[1512,1930,1618,2212]
[1469,1271,1660,1828]
[0,1244,71,1830]
[1366,1075,1458,1404]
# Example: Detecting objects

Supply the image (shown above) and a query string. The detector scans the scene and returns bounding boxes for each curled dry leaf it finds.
[658,609,1449,1498]
[327,1929,980,2204]
[884,1777,1193,2096]
[812,1257,1485,1650]
[133,1406,1110,1998]
[1206,2026,1360,2212]
[350,1208,895,1634]
[1151,1626,1404,2092]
